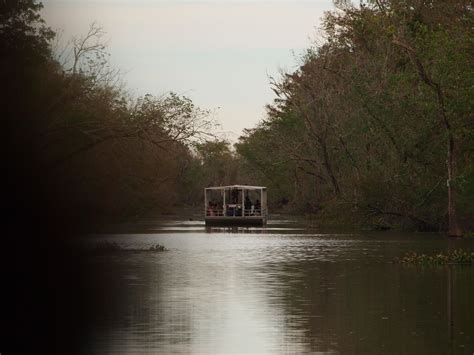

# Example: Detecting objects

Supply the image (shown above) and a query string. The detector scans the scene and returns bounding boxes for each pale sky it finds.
[42,0,334,140]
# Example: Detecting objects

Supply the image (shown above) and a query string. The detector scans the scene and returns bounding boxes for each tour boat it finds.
[204,185,268,226]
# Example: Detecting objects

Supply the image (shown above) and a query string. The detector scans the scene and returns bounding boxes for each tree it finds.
[238,0,473,232]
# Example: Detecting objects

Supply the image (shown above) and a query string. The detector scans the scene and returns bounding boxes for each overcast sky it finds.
[42,0,334,140]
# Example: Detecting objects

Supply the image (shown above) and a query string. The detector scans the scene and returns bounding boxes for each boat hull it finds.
[205,216,266,226]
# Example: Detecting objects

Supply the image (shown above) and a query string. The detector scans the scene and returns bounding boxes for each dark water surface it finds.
[82,217,474,354]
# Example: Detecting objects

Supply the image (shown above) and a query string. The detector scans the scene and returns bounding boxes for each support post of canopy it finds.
[223,188,226,216]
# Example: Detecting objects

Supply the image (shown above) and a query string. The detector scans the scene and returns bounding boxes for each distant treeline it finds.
[2,1,241,229]
[236,0,473,233]
[2,0,473,233]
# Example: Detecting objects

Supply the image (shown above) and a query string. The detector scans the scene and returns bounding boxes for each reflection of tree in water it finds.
[261,258,474,354]
[85,255,193,353]
[81,237,474,353]
[447,265,474,353]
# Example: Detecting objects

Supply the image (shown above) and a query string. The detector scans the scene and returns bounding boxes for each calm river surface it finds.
[82,216,474,354]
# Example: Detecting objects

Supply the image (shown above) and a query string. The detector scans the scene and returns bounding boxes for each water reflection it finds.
[84,219,474,354]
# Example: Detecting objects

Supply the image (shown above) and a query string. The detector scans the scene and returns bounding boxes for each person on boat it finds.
[207,201,216,216]
[255,199,261,215]
[244,196,252,213]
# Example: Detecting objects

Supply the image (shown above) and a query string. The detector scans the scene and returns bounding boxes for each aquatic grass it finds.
[147,244,167,252]
[398,250,474,265]
[93,241,167,252]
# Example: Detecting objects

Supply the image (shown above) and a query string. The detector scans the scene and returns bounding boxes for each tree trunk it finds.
[447,135,462,237]
[393,37,462,237]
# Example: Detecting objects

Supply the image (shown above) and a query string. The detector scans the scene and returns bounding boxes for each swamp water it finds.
[82,217,474,354]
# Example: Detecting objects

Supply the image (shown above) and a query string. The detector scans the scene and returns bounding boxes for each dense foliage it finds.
[2,2,227,227]
[237,0,474,232]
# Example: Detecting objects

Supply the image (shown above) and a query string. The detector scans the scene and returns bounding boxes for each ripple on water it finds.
[83,218,474,355]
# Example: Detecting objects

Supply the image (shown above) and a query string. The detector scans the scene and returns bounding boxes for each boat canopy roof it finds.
[205,185,266,191]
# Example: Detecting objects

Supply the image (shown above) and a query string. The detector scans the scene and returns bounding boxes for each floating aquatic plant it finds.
[148,244,166,252]
[398,250,474,265]
[93,241,167,252]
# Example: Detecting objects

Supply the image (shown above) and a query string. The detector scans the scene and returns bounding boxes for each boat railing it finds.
[243,209,263,216]
[206,209,225,217]
[206,208,266,217]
